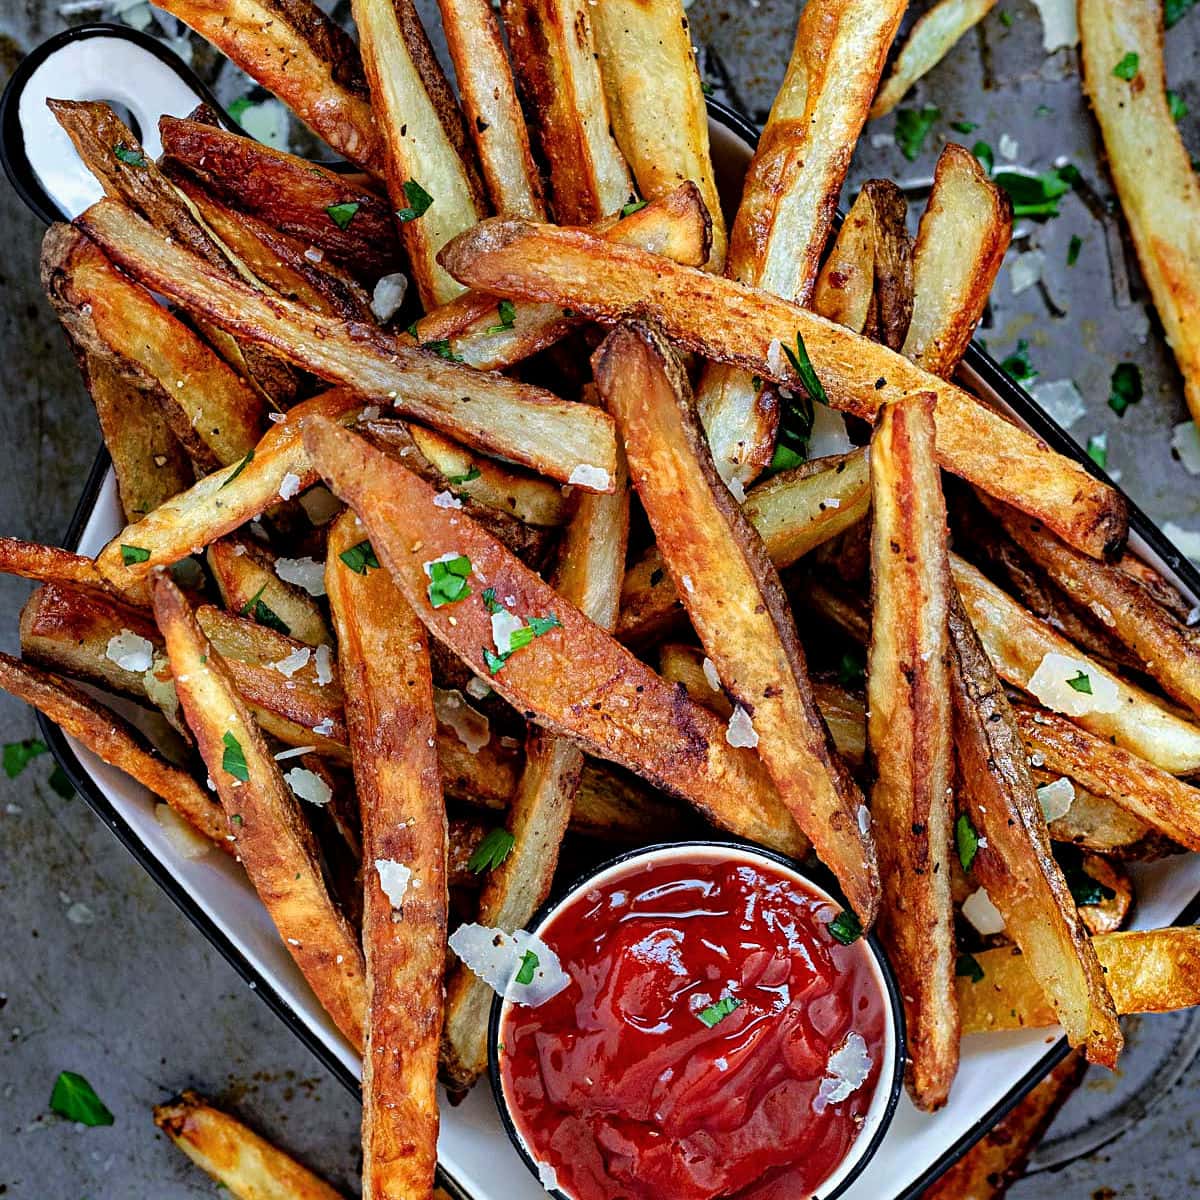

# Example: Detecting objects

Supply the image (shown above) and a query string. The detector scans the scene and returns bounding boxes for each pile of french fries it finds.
[7,0,1200,1195]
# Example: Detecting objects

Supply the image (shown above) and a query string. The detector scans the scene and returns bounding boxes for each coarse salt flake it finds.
[813,1032,871,1112]
[375,858,412,908]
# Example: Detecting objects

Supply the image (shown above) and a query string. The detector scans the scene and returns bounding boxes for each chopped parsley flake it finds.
[4,737,47,778]
[49,764,74,798]
[120,544,151,566]
[999,9,1013,26]
[994,165,1079,219]
[447,466,481,486]
[697,996,742,1028]
[423,339,464,362]
[325,201,360,230]
[339,540,380,575]
[481,610,559,672]
[481,587,503,614]
[486,299,516,335]
[836,650,866,689]
[951,120,978,134]
[468,828,515,874]
[1067,234,1083,266]
[527,614,562,637]
[241,585,290,635]
[620,199,648,217]
[220,450,254,489]
[956,953,985,983]
[113,143,145,167]
[1113,52,1140,81]
[1066,670,1093,695]
[427,555,472,608]
[1000,339,1037,384]
[972,140,995,174]
[1054,844,1116,908]
[396,179,434,222]
[1087,434,1108,470]
[827,910,862,945]
[221,731,249,782]
[49,1071,114,1126]
[769,443,806,473]
[1166,0,1197,27]
[515,949,539,986]
[1108,362,1143,416]
[1168,90,1189,122]
[895,105,941,161]
[956,813,980,872]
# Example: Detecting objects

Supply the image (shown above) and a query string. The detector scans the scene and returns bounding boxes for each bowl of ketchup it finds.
[488,841,904,1200]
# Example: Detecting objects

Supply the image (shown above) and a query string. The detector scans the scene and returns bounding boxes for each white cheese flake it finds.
[269,647,311,678]
[962,887,1006,936]
[702,656,721,692]
[433,489,463,509]
[277,471,303,501]
[285,767,332,807]
[375,858,412,908]
[535,1160,559,1192]
[808,404,853,459]
[567,464,611,490]
[857,804,871,837]
[274,745,316,761]
[447,923,570,1005]
[1029,0,1078,50]
[681,574,695,594]
[275,555,326,596]
[727,475,746,503]
[813,1031,871,1113]
[304,246,324,264]
[105,629,154,673]
[1010,249,1045,296]
[1172,422,1200,476]
[726,705,759,748]
[465,675,491,701]
[314,644,334,686]
[766,338,784,375]
[370,271,408,323]
[998,133,1020,162]
[1037,776,1076,823]
[491,609,526,656]
[433,687,491,754]
[1027,652,1120,717]
[155,802,211,860]
[312,717,335,737]
[1031,378,1086,429]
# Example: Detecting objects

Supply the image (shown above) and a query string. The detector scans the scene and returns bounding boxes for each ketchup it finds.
[498,854,888,1200]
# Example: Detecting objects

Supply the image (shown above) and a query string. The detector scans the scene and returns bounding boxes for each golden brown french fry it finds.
[595,322,876,921]
[159,116,402,282]
[42,224,265,472]
[1080,0,1200,421]
[948,591,1122,1067]
[303,417,807,856]
[869,394,958,1109]
[352,0,483,307]
[952,554,1200,774]
[1042,775,1174,861]
[154,1091,346,1200]
[439,218,1127,559]
[325,512,444,1198]
[959,927,1200,1034]
[437,0,546,219]
[501,0,634,223]
[94,390,363,592]
[591,0,726,271]
[152,573,366,1047]
[151,0,381,173]
[0,650,225,846]
[76,200,618,491]
[904,144,1013,378]
[870,0,998,118]
[0,536,140,604]
[697,0,906,481]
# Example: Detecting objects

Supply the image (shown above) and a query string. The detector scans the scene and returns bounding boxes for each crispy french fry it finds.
[154,1091,346,1200]
[618,448,870,645]
[952,554,1200,775]
[868,393,957,1109]
[0,535,135,601]
[439,218,1127,559]
[159,116,402,282]
[76,200,618,491]
[501,0,634,223]
[1080,0,1200,421]
[948,590,1122,1066]
[303,417,807,856]
[870,0,998,118]
[0,652,226,846]
[595,322,875,921]
[591,0,726,271]
[152,573,366,1047]
[326,512,444,1197]
[1041,774,1174,861]
[959,927,1200,1034]
[697,0,906,481]
[437,0,546,218]
[1014,704,1200,852]
[353,0,483,307]
[150,0,382,173]
[42,224,265,472]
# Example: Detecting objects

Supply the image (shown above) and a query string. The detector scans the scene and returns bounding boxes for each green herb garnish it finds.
[951,120,978,134]
[4,737,47,778]
[481,587,503,614]
[836,650,865,689]
[769,444,806,473]
[1167,0,1197,27]
[956,813,980,872]
[972,140,995,174]
[220,450,254,489]
[221,731,249,782]
[49,1071,113,1127]
[468,828,515,874]
[999,9,1013,27]
[240,585,290,636]
[697,996,742,1028]
[1053,844,1117,908]
[1108,362,1143,416]
[396,179,434,222]
[956,953,985,984]
[1067,234,1083,266]
[486,299,516,335]
[113,143,145,167]
[120,544,150,566]
[325,201,360,230]
[482,609,559,672]
[423,339,464,362]
[339,540,379,575]
[620,199,648,217]
[527,614,562,637]
[49,765,75,799]
[994,166,1077,219]
[482,648,508,674]
[427,555,472,608]
[1168,90,1189,122]
[782,332,827,404]
[1066,670,1093,695]
[447,466,481,487]
[1087,434,1108,470]
[1113,52,1140,81]
[895,105,941,161]
[827,910,862,945]
[515,949,539,986]
[1000,339,1037,384]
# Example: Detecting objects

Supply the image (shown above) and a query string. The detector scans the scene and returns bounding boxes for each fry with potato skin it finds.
[151,573,366,1047]
[154,1090,346,1200]
[75,200,618,490]
[325,512,445,1199]
[302,417,807,857]
[0,534,139,600]
[1080,0,1200,421]
[958,927,1200,1034]
[868,393,957,1109]
[595,322,876,922]
[438,217,1127,559]
[948,590,1122,1067]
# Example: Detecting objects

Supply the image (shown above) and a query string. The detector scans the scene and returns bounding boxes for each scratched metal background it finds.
[1,1,1198,1196]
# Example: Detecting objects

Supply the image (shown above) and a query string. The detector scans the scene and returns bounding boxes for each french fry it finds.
[151,573,366,1047]
[590,0,726,270]
[1014,704,1200,852]
[948,590,1122,1066]
[987,498,1200,717]
[1041,774,1175,861]
[952,554,1200,775]
[207,535,334,648]
[903,143,1011,378]
[697,0,906,481]
[302,417,808,857]
[154,1091,346,1200]
[75,200,618,491]
[352,0,484,307]
[42,224,265,472]
[868,394,957,1110]
[437,0,546,218]
[813,180,913,349]
[150,0,382,173]
[870,0,999,118]
[1080,0,1200,421]
[159,116,402,282]
[0,652,226,846]
[959,927,1200,1034]
[618,448,870,645]
[439,218,1127,559]
[501,0,634,223]
[0,535,137,600]
[325,512,444,1198]
[594,322,876,921]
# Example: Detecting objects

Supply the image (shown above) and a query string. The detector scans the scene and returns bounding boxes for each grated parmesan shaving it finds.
[1029,0,1078,50]
[1037,776,1076,822]
[434,687,491,754]
[277,472,302,501]
[370,272,408,323]
[275,555,326,597]
[274,745,316,761]
[1031,379,1086,429]
[465,675,491,701]
[1172,422,1200,477]
[702,657,721,692]
[1010,249,1045,296]
[105,629,154,673]
[448,923,570,1006]
[314,644,334,686]
[726,706,758,749]
[285,767,332,807]
[808,404,853,459]
[375,858,412,908]
[491,609,526,656]
[813,1031,871,1113]
[1027,652,1120,718]
[433,489,463,509]
[567,464,611,491]
[269,646,311,678]
[962,887,1006,936]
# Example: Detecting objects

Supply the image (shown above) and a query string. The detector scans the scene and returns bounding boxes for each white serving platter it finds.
[12,23,1200,1200]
